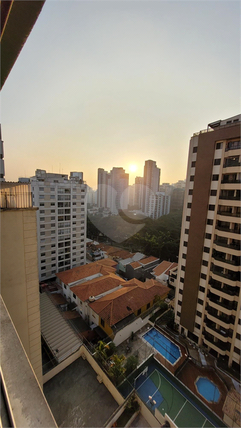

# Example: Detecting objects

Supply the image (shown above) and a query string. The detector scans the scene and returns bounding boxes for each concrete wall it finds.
[1,208,42,386]
[81,345,125,406]
[113,314,150,346]
[43,348,83,383]
[136,396,161,427]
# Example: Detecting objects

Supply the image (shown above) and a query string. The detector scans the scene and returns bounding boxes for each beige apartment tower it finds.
[175,115,240,370]
[29,170,87,281]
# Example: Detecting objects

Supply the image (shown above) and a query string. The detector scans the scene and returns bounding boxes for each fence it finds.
[0,184,32,209]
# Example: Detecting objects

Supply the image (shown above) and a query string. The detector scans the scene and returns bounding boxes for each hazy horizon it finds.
[2,0,240,189]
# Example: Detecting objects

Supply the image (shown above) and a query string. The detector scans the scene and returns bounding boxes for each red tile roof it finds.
[129,261,141,269]
[97,258,118,268]
[89,280,169,326]
[56,261,116,285]
[139,256,159,265]
[98,244,133,259]
[154,261,178,276]
[71,273,126,302]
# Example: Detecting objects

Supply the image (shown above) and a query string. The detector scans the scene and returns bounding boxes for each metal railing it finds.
[0,188,33,209]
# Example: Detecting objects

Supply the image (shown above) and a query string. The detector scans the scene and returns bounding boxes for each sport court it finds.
[135,369,215,428]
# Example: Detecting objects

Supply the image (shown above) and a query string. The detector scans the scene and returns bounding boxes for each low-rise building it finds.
[153,261,178,285]
[89,278,169,345]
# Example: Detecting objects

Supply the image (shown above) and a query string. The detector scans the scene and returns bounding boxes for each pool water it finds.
[143,328,181,364]
[196,377,220,403]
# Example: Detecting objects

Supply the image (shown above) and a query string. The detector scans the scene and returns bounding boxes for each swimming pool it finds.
[195,377,220,403]
[143,328,181,364]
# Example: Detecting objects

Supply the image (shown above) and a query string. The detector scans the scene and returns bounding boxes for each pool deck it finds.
[177,359,228,420]
[154,325,188,375]
[117,323,231,423]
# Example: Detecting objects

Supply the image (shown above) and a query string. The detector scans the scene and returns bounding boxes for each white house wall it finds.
[113,314,150,346]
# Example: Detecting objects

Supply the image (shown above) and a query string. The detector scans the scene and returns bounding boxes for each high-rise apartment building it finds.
[134,176,143,209]
[142,160,160,215]
[97,167,129,214]
[97,168,110,208]
[170,187,185,212]
[29,169,86,281]
[149,192,171,219]
[175,114,240,369]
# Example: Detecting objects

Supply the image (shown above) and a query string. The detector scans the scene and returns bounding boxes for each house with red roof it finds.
[89,278,169,345]
[152,261,178,285]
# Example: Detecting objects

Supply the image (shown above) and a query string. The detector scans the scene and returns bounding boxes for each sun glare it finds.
[129,164,137,173]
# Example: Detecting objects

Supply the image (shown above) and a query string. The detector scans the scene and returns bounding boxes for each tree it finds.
[124,355,138,376]
[108,354,126,385]
[105,341,117,357]
[95,340,109,364]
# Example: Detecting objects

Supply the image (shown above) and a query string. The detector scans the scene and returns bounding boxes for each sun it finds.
[129,164,137,173]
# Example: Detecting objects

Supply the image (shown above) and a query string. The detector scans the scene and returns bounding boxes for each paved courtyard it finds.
[43,357,119,427]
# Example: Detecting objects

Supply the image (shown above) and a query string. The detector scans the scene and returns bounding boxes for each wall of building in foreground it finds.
[0,208,42,385]
[1,296,57,428]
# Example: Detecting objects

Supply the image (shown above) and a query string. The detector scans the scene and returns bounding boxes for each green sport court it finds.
[136,369,215,428]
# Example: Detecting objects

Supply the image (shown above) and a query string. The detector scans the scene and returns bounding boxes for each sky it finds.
[1,0,240,189]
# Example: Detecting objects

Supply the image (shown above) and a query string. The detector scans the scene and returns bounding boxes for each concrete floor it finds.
[43,358,119,427]
[130,413,151,427]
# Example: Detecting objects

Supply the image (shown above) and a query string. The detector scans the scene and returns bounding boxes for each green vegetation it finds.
[87,210,182,262]
[95,341,140,385]
[108,354,126,385]
[124,355,139,376]
[116,395,140,427]
[155,309,174,327]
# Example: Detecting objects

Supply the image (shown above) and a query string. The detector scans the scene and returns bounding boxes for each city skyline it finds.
[1,1,240,189]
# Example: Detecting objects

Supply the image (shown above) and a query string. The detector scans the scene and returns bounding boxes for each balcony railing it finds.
[210,282,239,297]
[217,210,241,217]
[213,240,240,251]
[0,184,33,209]
[205,323,228,338]
[225,142,241,151]
[221,179,241,184]
[203,333,228,351]
[223,160,241,167]
[212,254,240,266]
[209,295,235,311]
[212,267,239,282]
[219,195,241,201]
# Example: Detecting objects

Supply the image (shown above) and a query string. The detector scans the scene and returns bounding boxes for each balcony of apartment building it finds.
[217,204,241,223]
[215,219,241,242]
[207,290,238,316]
[220,173,241,191]
[203,330,231,356]
[213,236,240,256]
[211,249,240,273]
[205,305,235,331]
[218,190,241,210]
[210,263,240,287]
[209,278,239,300]
[204,319,230,343]
[225,139,241,156]
[223,155,241,174]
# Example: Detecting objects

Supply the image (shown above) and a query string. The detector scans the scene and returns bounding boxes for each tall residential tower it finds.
[175,114,240,370]
[142,160,160,215]
[97,167,129,214]
[29,170,86,281]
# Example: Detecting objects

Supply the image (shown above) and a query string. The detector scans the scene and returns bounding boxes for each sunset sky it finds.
[1,0,240,189]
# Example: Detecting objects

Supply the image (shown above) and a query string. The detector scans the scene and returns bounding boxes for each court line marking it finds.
[173,399,187,422]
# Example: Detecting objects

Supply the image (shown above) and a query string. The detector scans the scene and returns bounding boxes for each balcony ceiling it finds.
[1,0,45,89]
